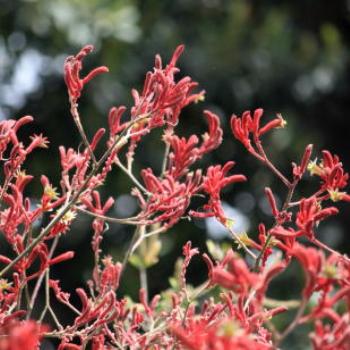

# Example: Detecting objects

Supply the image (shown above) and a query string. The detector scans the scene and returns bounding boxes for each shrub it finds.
[0,45,349,349]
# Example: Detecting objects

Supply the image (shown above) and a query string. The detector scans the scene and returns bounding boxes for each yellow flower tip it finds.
[307,158,323,176]
[61,210,77,224]
[276,113,287,128]
[0,279,11,290]
[237,232,251,247]
[323,264,338,279]
[16,170,27,179]
[194,94,205,104]
[328,189,345,202]
[202,132,210,142]
[44,184,59,200]
[30,134,49,148]
[224,218,235,228]
[267,237,279,248]
[218,320,241,337]
[133,119,148,129]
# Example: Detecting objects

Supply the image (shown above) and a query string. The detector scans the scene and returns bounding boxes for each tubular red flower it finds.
[1,44,350,350]
[308,150,349,195]
[203,250,257,295]
[231,109,286,160]
[49,251,75,266]
[129,45,205,141]
[296,197,338,239]
[264,187,279,217]
[191,161,246,223]
[0,319,49,350]
[293,144,313,179]
[290,243,324,297]
[64,45,109,103]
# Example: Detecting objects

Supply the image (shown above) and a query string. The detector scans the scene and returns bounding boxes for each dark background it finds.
[1,1,350,348]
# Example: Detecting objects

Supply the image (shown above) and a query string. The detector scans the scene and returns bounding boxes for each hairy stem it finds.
[161,141,171,176]
[115,159,150,195]
[76,207,145,225]
[70,100,97,167]
[256,141,291,187]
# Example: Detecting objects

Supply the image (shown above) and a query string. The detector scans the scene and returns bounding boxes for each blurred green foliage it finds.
[1,1,350,348]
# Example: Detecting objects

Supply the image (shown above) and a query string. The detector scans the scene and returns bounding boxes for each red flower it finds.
[264,187,291,225]
[134,168,202,228]
[129,45,204,140]
[311,316,350,350]
[231,109,286,159]
[203,250,257,295]
[165,132,200,178]
[107,106,128,139]
[80,191,115,252]
[98,257,122,294]
[191,161,246,223]
[0,116,33,160]
[292,144,313,180]
[308,150,349,199]
[172,318,273,350]
[180,242,199,292]
[165,110,223,178]
[0,319,48,350]
[64,45,109,103]
[289,243,324,297]
[296,197,338,239]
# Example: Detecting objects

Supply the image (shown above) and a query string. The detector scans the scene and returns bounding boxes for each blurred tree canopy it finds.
[1,1,350,348]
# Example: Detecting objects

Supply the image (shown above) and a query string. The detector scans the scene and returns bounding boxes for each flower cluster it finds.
[64,45,109,103]
[0,45,349,350]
